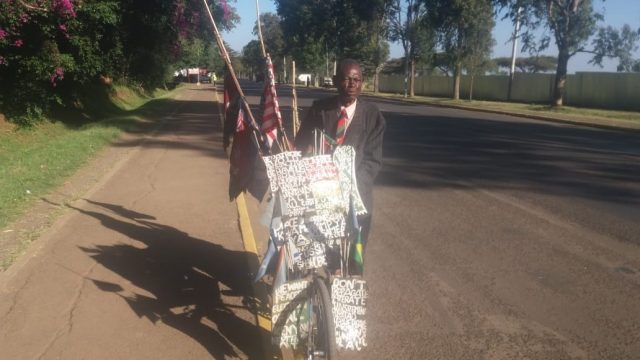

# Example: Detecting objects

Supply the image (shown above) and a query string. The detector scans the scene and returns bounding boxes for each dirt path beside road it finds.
[0,85,266,359]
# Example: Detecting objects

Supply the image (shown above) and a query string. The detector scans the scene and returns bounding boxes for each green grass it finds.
[368,92,640,125]
[0,122,120,229]
[0,84,178,230]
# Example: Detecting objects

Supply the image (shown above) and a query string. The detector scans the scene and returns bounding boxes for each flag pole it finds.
[202,0,265,154]
[255,0,267,58]
[255,0,290,151]
[291,60,300,138]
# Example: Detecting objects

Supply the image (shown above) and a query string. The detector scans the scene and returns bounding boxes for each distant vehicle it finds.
[199,74,211,83]
[297,74,312,85]
[322,77,333,88]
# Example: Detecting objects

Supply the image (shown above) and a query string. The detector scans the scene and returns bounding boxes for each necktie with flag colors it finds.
[335,107,347,145]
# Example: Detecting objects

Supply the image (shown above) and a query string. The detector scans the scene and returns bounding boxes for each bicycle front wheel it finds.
[307,276,337,359]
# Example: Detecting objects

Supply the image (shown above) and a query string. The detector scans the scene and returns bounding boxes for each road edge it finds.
[360,92,640,132]
[212,88,272,335]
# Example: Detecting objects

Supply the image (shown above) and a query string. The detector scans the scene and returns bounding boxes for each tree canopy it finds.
[0,0,238,125]
[496,0,640,106]
[274,0,391,77]
[493,55,558,73]
[423,0,495,99]
[386,0,436,96]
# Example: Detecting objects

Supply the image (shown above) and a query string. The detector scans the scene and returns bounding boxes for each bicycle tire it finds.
[308,276,338,359]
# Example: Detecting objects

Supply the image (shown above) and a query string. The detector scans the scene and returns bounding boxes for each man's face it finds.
[335,64,362,105]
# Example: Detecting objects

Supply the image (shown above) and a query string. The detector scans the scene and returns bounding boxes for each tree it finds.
[0,0,87,124]
[242,40,264,80]
[423,0,495,100]
[386,0,435,97]
[372,38,390,93]
[493,55,558,73]
[496,0,640,106]
[273,0,329,78]
[464,33,496,100]
[174,37,223,76]
[590,24,640,72]
[274,0,392,80]
[253,12,284,57]
[253,12,285,80]
[0,0,239,125]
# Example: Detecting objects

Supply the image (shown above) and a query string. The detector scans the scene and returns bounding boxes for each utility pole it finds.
[403,1,413,98]
[325,42,329,78]
[508,6,522,101]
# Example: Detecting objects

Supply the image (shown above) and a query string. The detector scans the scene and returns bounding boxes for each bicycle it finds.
[270,262,338,359]
[258,144,369,359]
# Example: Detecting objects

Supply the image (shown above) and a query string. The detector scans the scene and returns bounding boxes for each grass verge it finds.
[368,92,640,128]
[0,83,180,232]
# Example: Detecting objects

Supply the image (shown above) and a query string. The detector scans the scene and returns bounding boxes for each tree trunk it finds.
[373,71,379,93]
[453,62,462,100]
[409,58,416,97]
[469,74,475,101]
[404,55,410,97]
[553,49,570,106]
[374,63,384,93]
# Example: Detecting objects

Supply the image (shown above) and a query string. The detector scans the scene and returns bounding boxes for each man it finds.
[295,59,386,252]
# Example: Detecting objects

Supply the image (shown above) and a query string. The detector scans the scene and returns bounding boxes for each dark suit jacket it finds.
[295,95,386,215]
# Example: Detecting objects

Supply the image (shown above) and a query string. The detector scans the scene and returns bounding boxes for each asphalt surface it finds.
[355,94,640,359]
[1,81,639,359]
[266,82,640,359]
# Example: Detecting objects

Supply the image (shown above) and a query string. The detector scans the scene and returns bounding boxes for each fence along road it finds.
[380,72,640,111]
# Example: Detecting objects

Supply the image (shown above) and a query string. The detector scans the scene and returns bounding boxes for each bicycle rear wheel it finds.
[307,276,337,359]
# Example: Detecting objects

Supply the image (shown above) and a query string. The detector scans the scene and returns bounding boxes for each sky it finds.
[221,0,640,73]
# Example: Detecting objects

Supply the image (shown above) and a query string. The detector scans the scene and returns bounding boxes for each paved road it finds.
[366,96,640,359]
[245,81,640,359]
[2,80,639,359]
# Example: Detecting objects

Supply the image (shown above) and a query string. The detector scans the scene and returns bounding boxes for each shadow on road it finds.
[377,112,640,205]
[107,97,230,161]
[72,200,267,359]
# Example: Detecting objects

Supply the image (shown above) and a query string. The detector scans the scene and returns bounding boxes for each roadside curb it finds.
[301,86,640,132]
[212,88,272,335]
[235,193,272,332]
[361,93,640,133]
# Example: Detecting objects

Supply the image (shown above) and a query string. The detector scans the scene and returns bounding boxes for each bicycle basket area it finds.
[258,146,369,351]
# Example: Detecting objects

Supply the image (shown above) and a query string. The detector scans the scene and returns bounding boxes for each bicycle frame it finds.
[259,144,369,357]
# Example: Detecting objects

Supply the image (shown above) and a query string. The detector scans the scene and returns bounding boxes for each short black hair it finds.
[336,59,361,77]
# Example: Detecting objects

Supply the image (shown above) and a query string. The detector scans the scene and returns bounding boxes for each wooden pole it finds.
[255,0,291,151]
[255,0,267,58]
[202,0,264,153]
[292,60,299,137]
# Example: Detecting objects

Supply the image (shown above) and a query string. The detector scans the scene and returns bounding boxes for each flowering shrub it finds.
[0,0,238,126]
[52,0,76,18]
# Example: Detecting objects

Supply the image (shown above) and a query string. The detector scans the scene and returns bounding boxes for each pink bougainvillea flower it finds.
[0,28,7,39]
[50,67,65,87]
[13,39,23,47]
[52,0,76,18]
[221,0,230,22]
[0,56,7,66]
